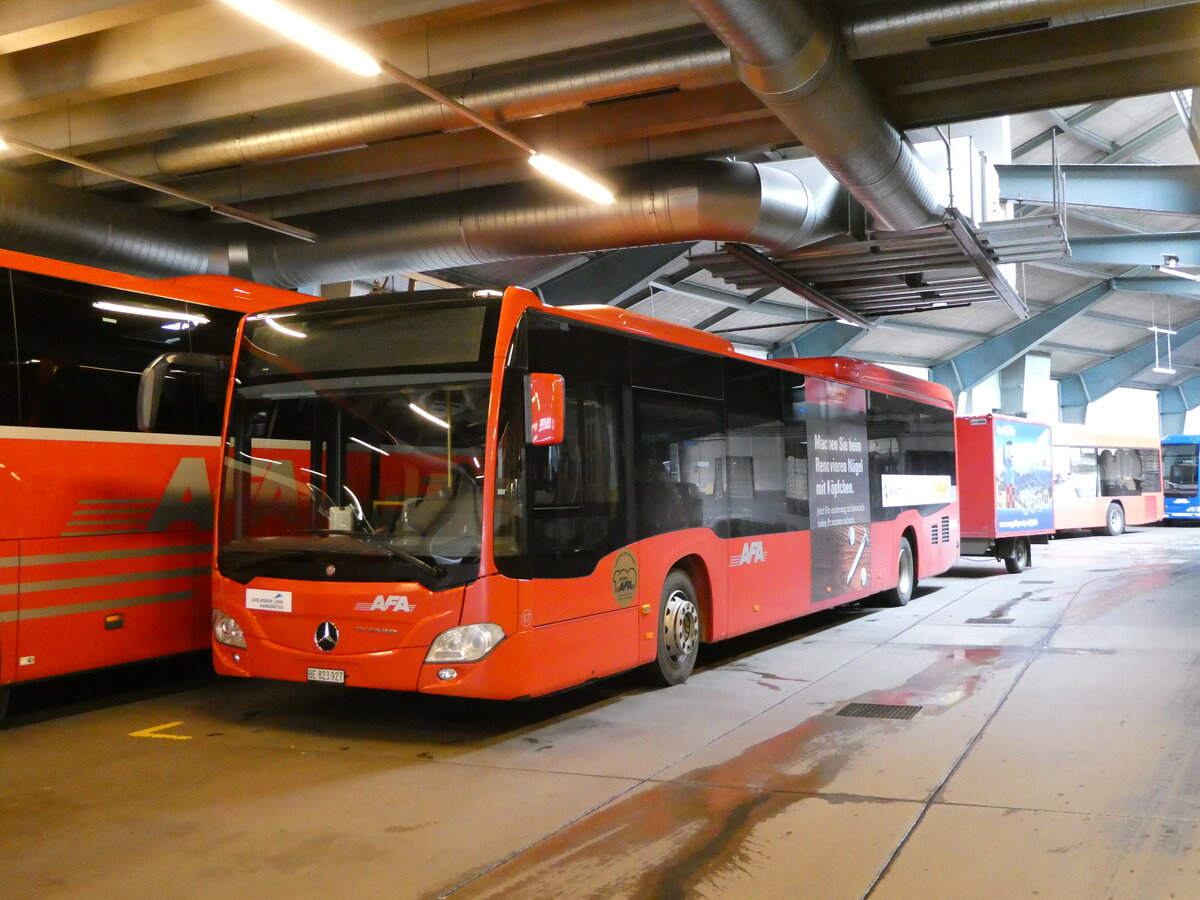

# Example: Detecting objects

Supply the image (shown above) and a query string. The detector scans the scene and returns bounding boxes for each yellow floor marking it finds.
[129,721,193,740]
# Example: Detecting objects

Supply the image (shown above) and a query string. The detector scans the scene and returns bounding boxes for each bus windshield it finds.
[217,293,500,589]
[1163,443,1199,499]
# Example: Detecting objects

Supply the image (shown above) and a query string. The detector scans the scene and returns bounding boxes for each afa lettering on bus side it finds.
[730,541,767,566]
[611,549,638,607]
[354,595,415,613]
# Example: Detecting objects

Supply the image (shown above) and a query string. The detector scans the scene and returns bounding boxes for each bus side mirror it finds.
[526,372,565,445]
[138,352,229,432]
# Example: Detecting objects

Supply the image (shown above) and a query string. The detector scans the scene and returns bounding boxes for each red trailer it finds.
[955,414,1054,573]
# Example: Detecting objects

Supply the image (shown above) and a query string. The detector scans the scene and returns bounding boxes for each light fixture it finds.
[223,1,615,205]
[93,301,209,325]
[218,0,381,76]
[528,153,615,204]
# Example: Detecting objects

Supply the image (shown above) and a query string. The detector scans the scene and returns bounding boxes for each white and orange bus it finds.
[1051,424,1164,535]
[0,249,302,713]
[200,286,960,698]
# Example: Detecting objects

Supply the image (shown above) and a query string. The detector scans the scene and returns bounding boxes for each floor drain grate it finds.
[966,617,1014,624]
[837,702,922,720]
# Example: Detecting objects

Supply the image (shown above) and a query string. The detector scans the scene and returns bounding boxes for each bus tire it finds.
[1099,502,1125,537]
[1004,537,1031,574]
[650,570,701,686]
[880,536,916,608]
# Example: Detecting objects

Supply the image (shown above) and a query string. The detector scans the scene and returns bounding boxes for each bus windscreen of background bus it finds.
[1162,435,1200,521]
[211,286,960,700]
[0,249,299,712]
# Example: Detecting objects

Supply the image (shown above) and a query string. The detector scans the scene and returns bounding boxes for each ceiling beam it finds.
[930,280,1113,395]
[1059,315,1200,422]
[999,164,1200,215]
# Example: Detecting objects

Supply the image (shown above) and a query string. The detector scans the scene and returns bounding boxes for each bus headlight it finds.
[425,624,505,663]
[212,609,247,649]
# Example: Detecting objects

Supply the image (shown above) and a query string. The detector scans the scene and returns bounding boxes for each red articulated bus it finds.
[0,249,304,713]
[206,286,960,699]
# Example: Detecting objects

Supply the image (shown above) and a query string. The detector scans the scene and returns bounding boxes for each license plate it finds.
[307,667,346,684]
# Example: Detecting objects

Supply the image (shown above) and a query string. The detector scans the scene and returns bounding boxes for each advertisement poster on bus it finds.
[994,418,1053,533]
[807,378,871,599]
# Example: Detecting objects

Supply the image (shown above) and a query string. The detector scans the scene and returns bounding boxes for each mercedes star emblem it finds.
[314,621,339,652]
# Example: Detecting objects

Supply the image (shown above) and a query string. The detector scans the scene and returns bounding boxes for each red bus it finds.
[205,286,959,698]
[1051,424,1164,535]
[0,249,301,713]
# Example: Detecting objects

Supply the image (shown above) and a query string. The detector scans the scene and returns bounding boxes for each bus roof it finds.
[1051,422,1162,450]
[0,247,308,314]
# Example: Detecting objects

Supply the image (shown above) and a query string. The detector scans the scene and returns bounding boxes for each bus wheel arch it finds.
[1097,501,1126,537]
[880,528,918,608]
[649,560,706,687]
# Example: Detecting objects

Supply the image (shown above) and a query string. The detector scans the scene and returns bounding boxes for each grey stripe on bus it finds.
[66,519,152,527]
[0,590,194,624]
[77,499,156,505]
[0,567,209,596]
[0,544,212,569]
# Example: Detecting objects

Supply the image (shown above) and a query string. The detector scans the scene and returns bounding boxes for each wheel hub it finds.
[662,590,699,661]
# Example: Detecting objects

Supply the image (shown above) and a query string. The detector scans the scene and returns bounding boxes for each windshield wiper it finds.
[308,529,446,577]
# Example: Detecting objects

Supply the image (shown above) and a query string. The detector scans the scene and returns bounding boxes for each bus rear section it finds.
[210,288,958,700]
[955,414,1054,572]
[1162,435,1200,521]
[1051,424,1164,535]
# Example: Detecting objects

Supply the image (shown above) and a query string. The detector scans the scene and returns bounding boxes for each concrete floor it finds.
[5,524,1200,899]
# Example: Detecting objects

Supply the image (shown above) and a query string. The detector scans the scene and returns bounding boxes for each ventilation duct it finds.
[840,0,1198,59]
[685,0,943,232]
[0,160,843,288]
[0,169,222,278]
[234,161,844,287]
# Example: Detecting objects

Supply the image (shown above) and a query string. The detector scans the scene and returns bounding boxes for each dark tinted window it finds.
[498,313,629,578]
[0,267,240,434]
[866,390,955,518]
[783,373,809,530]
[635,390,725,538]
[724,359,786,536]
[1099,446,1161,496]
[631,338,723,398]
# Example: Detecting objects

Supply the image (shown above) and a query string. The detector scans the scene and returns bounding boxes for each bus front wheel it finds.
[651,570,701,686]
[1004,537,1031,574]
[1097,502,1126,537]
[880,536,915,607]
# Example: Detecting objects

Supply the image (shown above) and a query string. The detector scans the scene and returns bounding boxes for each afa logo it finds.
[611,549,638,608]
[730,540,767,567]
[354,595,415,613]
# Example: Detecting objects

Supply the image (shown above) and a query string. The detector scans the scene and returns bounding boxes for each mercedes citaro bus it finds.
[190,286,960,699]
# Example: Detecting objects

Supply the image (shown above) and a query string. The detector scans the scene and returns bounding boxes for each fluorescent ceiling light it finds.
[528,153,615,205]
[93,301,209,325]
[220,0,381,77]
[1156,264,1200,284]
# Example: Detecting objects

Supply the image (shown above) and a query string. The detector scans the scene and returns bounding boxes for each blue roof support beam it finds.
[930,281,1112,396]
[1158,378,1200,435]
[1059,316,1200,424]
[1068,233,1200,267]
[997,165,1200,215]
[1113,275,1200,300]
[770,322,864,359]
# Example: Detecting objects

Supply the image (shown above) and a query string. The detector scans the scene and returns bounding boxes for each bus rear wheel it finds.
[1004,537,1031,574]
[651,570,701,686]
[1097,502,1125,537]
[880,536,915,607]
